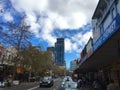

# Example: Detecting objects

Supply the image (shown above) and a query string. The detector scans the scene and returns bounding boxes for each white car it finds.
[0,81,5,87]
[61,76,78,89]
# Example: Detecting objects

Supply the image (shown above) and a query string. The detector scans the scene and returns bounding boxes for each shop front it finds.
[78,28,120,88]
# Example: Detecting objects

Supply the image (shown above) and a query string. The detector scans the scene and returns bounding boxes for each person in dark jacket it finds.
[77,78,82,88]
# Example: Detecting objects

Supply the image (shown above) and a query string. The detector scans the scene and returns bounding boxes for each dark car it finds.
[39,76,54,87]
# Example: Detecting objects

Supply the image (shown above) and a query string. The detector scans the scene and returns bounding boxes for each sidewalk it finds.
[0,81,38,90]
[80,86,93,90]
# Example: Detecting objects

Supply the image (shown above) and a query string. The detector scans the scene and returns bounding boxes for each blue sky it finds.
[0,0,99,69]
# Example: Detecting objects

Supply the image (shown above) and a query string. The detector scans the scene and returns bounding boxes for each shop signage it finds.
[79,54,88,66]
[93,14,120,51]
[102,20,115,42]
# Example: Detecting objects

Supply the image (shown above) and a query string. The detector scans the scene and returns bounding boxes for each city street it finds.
[0,78,62,90]
[1,0,120,89]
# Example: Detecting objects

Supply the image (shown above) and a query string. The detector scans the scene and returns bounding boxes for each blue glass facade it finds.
[55,38,64,66]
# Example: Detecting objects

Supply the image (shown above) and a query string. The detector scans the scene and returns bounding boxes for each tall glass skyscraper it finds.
[55,38,64,66]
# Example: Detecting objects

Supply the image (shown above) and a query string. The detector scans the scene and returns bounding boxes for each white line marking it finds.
[27,85,39,90]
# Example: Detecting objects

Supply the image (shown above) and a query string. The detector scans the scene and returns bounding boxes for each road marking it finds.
[27,85,39,90]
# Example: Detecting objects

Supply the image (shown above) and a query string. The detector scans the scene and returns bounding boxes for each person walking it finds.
[77,77,82,89]
[93,79,101,90]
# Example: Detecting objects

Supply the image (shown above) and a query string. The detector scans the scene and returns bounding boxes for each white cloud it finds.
[0,0,4,14]
[10,0,98,53]
[65,38,72,52]
[3,12,13,21]
[0,4,3,13]
[65,30,92,53]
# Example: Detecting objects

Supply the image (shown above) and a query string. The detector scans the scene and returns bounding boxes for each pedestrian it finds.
[77,78,82,88]
[82,76,86,87]
[107,80,118,90]
[0,75,4,82]
[99,80,107,90]
[66,77,69,82]
[93,79,101,90]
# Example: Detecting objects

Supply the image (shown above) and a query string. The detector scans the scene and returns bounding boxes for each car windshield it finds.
[63,76,73,82]
[43,76,51,80]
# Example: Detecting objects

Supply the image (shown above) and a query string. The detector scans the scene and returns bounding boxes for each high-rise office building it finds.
[70,60,77,71]
[47,47,55,62]
[55,38,64,66]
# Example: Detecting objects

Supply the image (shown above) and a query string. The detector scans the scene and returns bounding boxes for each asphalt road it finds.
[0,78,61,90]
[35,78,61,90]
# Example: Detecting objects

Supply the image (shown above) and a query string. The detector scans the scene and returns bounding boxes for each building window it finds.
[100,24,104,35]
[111,6,117,19]
[103,12,112,30]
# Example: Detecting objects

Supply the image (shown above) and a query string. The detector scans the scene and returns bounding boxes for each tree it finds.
[53,65,66,76]
[37,51,53,76]
[0,15,32,79]
[21,44,54,76]
[20,44,42,78]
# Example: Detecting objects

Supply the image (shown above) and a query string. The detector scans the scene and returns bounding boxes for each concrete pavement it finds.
[80,86,93,90]
[0,81,38,90]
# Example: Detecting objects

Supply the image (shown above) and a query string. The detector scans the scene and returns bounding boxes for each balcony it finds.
[78,14,120,72]
[92,0,115,27]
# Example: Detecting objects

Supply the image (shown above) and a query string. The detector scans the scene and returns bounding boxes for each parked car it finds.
[0,81,5,87]
[29,76,36,82]
[39,76,53,87]
[29,73,36,82]
[61,76,78,89]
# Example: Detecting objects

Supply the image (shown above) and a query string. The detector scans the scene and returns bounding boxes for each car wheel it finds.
[39,85,41,88]
[49,84,52,87]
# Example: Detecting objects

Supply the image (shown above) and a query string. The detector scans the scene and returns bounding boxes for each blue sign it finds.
[93,14,120,51]
[102,20,116,43]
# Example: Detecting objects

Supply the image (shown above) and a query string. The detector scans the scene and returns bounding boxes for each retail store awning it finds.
[78,30,120,73]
